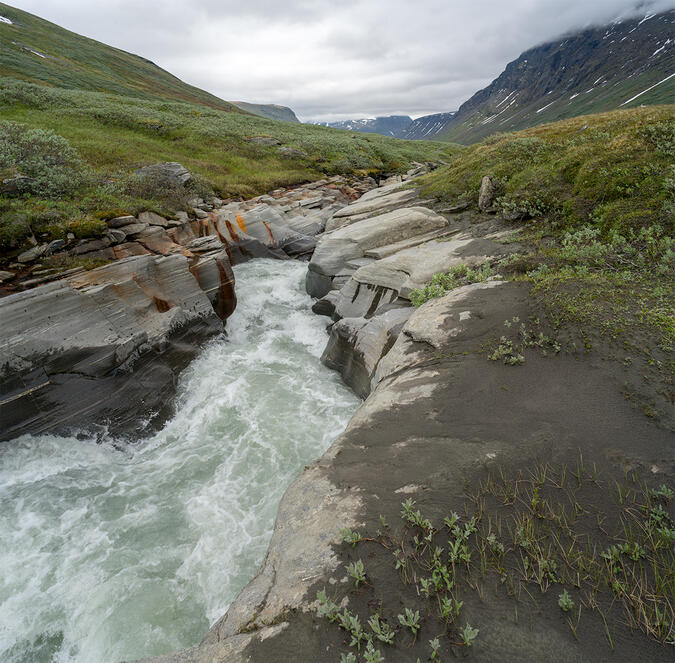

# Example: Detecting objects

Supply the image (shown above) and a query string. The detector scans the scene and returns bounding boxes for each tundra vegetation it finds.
[317,462,673,661]
[0,78,459,251]
[414,106,673,416]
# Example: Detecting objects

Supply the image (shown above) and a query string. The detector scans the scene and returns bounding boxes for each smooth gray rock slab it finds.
[307,207,448,298]
[133,162,191,187]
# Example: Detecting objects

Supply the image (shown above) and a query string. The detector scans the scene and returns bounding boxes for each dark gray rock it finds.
[107,215,137,228]
[0,175,36,196]
[17,244,48,263]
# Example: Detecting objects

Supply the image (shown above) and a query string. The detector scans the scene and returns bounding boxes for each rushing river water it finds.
[0,259,361,663]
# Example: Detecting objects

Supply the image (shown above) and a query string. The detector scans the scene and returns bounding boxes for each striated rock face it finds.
[307,206,449,298]
[0,254,226,441]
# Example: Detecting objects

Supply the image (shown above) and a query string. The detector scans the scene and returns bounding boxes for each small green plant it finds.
[347,559,367,588]
[558,589,575,612]
[409,263,494,307]
[648,484,673,500]
[364,641,385,663]
[459,623,479,647]
[488,337,525,365]
[398,608,421,636]
[341,527,362,547]
[439,596,463,622]
[368,614,395,645]
[429,637,441,660]
[340,653,356,663]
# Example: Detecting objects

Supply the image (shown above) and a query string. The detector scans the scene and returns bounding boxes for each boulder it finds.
[17,244,49,263]
[0,175,36,196]
[122,222,150,236]
[107,215,137,228]
[0,270,14,283]
[189,252,237,321]
[0,254,227,441]
[333,231,509,320]
[246,136,281,146]
[138,211,170,227]
[478,175,499,212]
[277,146,308,159]
[325,185,419,232]
[321,307,412,398]
[306,206,448,298]
[133,162,192,187]
[73,238,111,255]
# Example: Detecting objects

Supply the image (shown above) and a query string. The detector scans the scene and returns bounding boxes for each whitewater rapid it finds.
[0,259,360,663]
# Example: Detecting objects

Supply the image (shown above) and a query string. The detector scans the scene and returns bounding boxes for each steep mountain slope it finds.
[316,115,413,137]
[402,111,457,139]
[0,2,244,111]
[421,10,674,143]
[231,101,300,123]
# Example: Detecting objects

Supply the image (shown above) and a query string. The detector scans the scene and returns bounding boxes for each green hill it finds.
[0,2,244,111]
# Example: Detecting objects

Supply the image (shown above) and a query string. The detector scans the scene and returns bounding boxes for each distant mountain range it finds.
[312,9,673,144]
[422,9,674,143]
[230,101,299,123]
[315,115,414,137]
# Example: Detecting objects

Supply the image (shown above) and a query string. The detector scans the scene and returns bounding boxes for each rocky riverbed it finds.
[1,165,672,663]
[131,172,673,663]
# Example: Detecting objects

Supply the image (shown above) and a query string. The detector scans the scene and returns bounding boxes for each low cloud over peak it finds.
[9,0,675,121]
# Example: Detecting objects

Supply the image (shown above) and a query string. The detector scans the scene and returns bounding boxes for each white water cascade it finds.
[0,259,360,663]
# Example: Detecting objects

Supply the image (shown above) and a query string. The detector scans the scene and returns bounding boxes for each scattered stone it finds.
[133,162,192,187]
[106,229,127,244]
[138,211,170,227]
[278,146,308,159]
[47,239,66,253]
[121,223,149,237]
[107,215,137,228]
[0,270,14,283]
[0,175,36,196]
[193,208,209,219]
[73,238,111,255]
[17,244,48,263]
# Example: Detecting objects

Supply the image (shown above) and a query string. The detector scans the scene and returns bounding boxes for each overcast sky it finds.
[7,0,675,121]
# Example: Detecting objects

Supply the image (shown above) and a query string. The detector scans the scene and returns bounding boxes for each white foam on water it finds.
[0,259,361,663]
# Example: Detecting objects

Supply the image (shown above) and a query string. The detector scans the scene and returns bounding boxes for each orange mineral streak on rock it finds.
[153,297,172,313]
[235,214,247,233]
[262,221,276,245]
[224,219,241,242]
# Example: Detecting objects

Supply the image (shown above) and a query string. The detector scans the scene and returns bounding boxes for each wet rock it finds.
[189,252,237,321]
[311,290,339,317]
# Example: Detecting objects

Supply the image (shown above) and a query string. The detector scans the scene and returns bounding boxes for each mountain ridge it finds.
[416,9,675,143]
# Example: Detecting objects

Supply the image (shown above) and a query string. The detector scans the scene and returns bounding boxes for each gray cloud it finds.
[8,0,675,120]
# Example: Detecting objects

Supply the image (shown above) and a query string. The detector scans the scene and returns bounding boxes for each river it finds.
[0,259,360,663]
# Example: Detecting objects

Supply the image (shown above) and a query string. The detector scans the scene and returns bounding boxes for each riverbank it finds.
[135,142,673,662]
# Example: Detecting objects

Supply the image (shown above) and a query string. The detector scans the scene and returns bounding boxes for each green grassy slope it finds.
[0,78,458,249]
[418,106,674,415]
[0,2,242,111]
